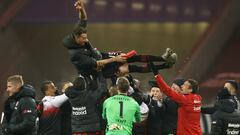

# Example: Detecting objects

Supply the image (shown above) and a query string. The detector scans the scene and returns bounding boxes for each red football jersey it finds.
[155,74,202,135]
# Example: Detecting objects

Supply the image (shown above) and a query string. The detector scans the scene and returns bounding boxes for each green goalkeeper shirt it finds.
[102,94,141,135]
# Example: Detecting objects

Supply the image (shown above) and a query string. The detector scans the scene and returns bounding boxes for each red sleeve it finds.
[155,74,187,104]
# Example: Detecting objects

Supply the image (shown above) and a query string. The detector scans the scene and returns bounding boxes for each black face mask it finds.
[217,88,231,99]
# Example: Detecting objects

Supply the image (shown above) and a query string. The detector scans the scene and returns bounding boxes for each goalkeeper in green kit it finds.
[102,77,141,135]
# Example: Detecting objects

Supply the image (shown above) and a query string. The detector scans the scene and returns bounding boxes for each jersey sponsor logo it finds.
[193,99,201,111]
[228,123,240,128]
[194,100,201,104]
[72,106,87,116]
[226,129,239,135]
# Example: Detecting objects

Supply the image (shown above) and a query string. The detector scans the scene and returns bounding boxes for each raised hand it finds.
[74,0,83,11]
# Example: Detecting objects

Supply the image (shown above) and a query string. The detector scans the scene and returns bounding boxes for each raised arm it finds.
[148,62,188,104]
[50,94,69,107]
[74,0,87,20]
[74,0,87,28]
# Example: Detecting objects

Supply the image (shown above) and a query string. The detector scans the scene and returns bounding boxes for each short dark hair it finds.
[73,77,86,91]
[73,27,87,36]
[187,79,199,93]
[173,78,185,87]
[116,77,130,93]
[40,80,53,95]
[148,81,158,88]
[226,80,239,91]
